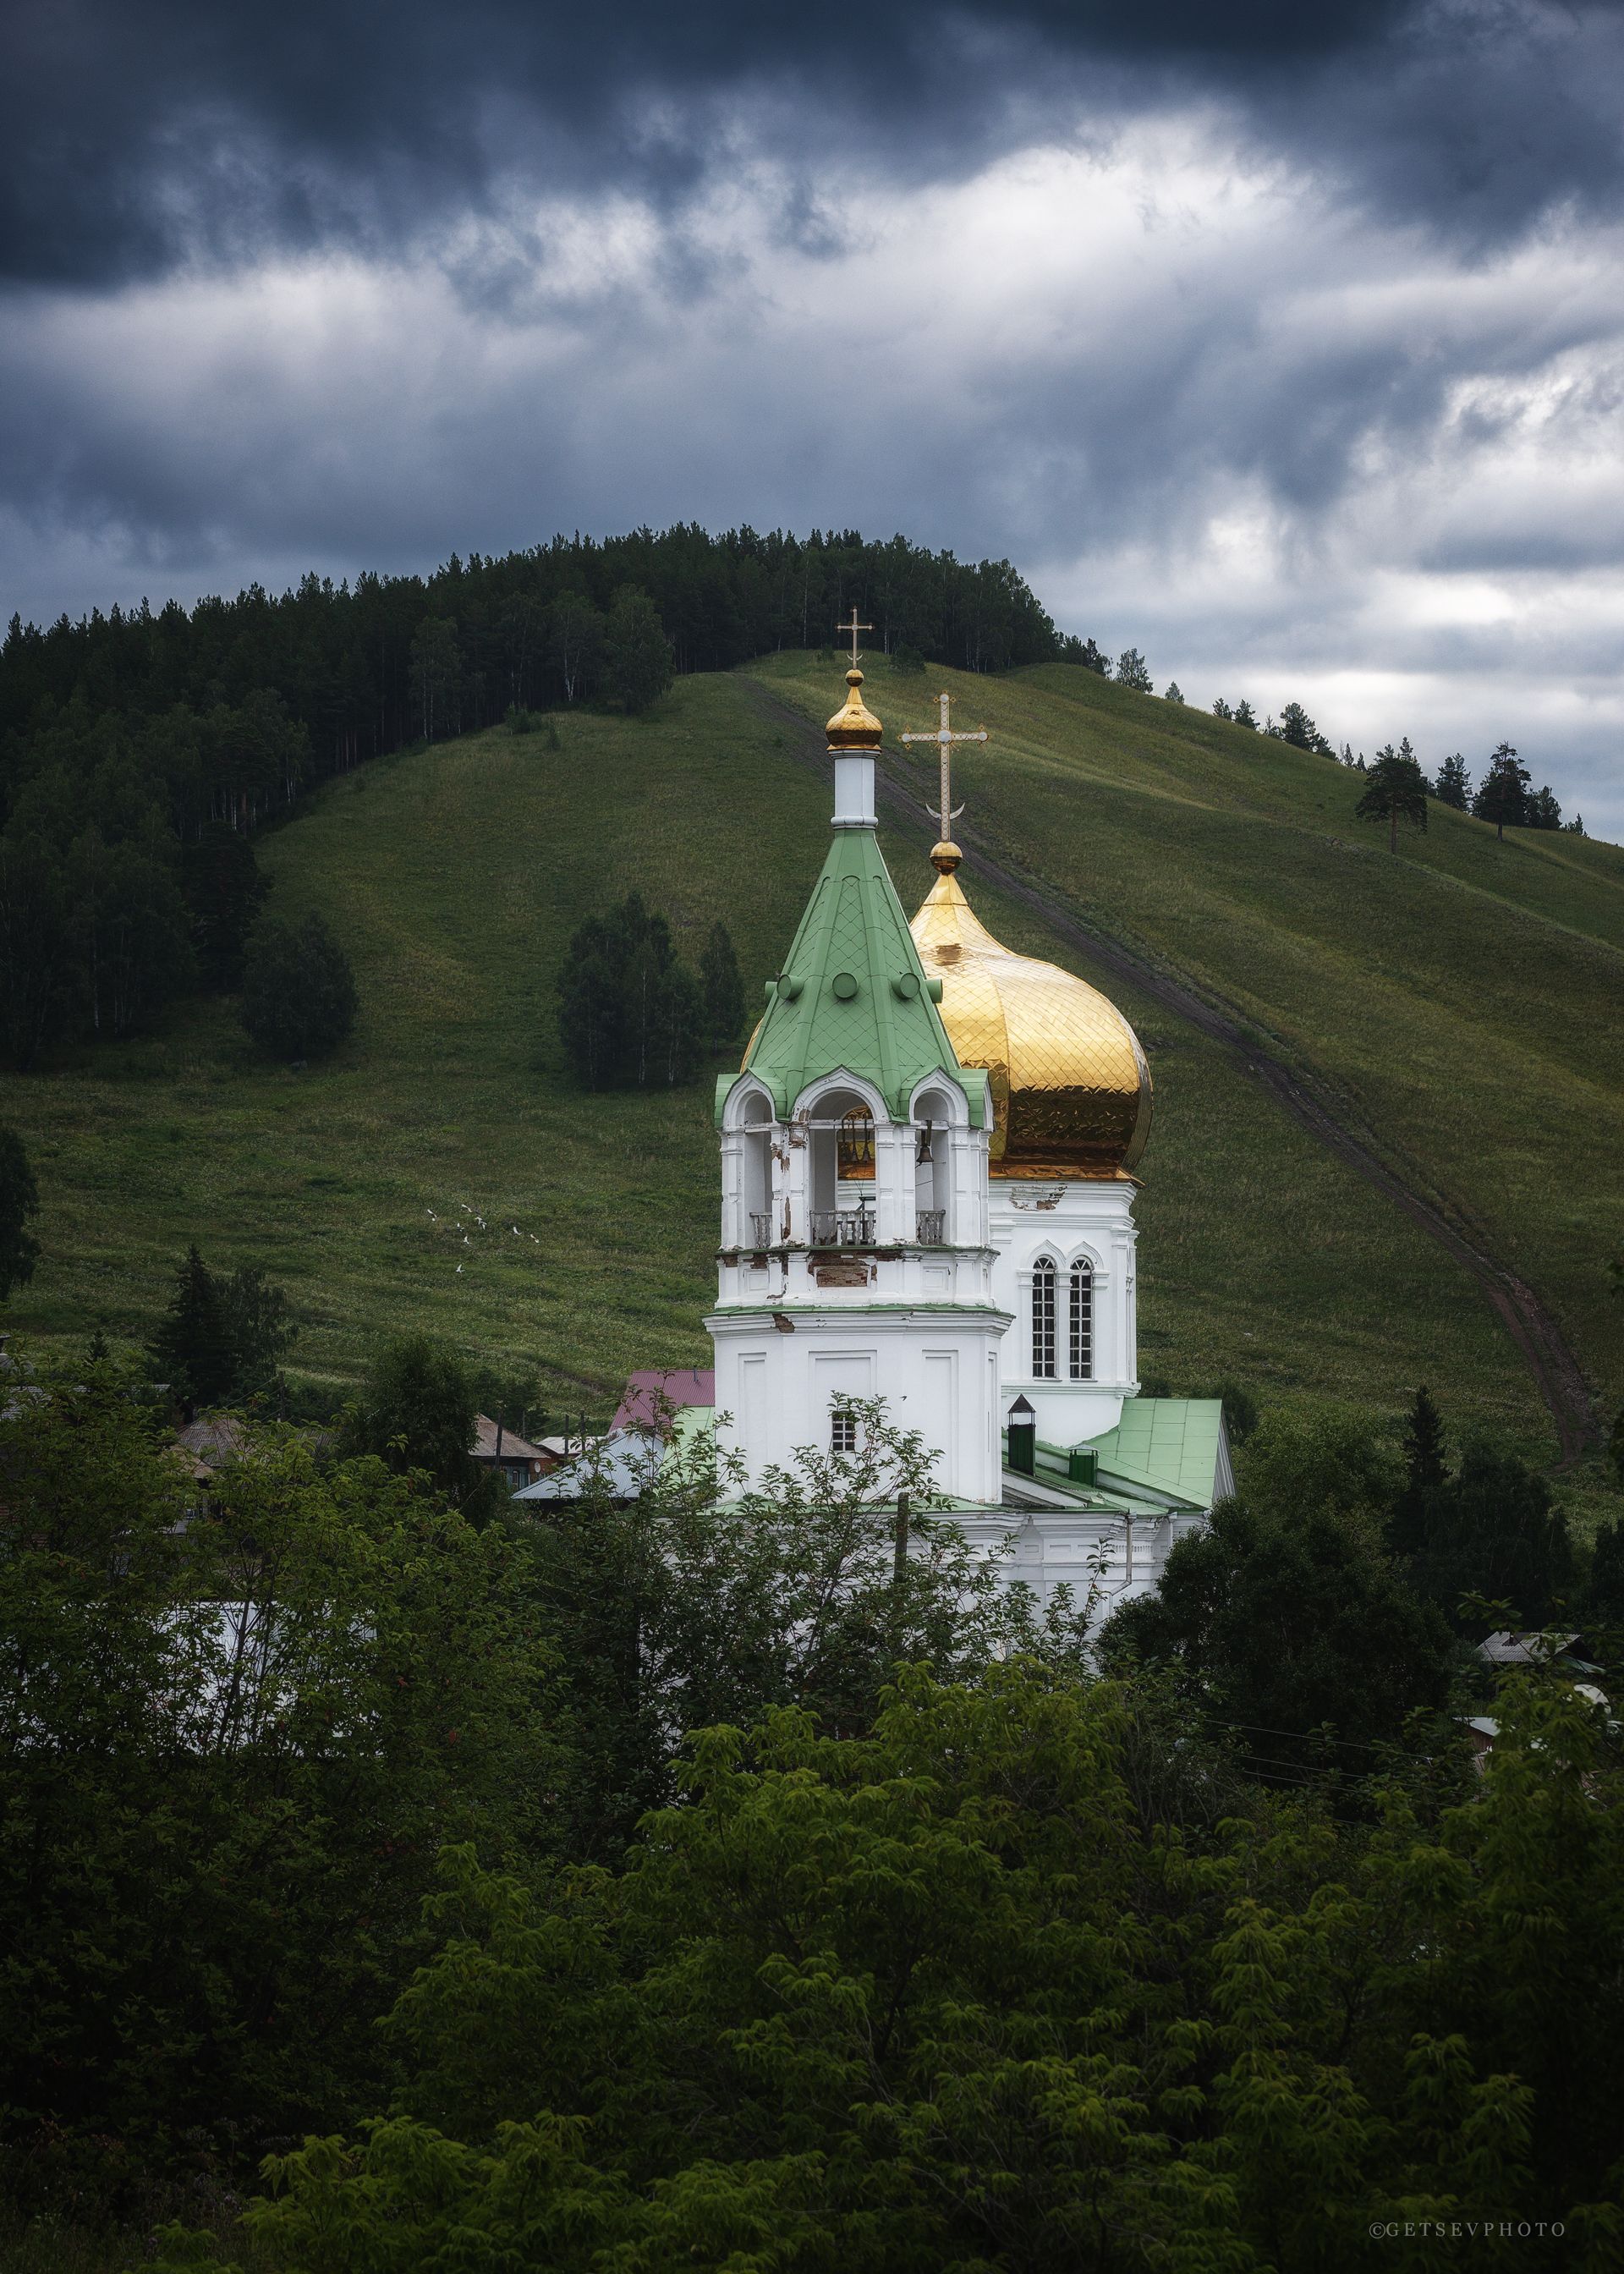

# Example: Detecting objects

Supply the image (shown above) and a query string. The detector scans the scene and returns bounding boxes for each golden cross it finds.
[837,608,872,668]
[900,690,989,843]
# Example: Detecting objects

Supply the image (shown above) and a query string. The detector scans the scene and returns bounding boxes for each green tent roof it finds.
[724,823,983,1126]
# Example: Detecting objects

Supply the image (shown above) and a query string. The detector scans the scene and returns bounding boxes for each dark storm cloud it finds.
[4,1,1604,288]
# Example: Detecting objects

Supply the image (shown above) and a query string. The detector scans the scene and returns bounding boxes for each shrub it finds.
[240,914,357,1061]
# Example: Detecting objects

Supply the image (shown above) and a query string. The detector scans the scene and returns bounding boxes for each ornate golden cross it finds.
[837,608,872,668]
[900,690,988,843]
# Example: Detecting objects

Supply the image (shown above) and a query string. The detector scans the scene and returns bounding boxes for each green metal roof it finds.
[1006,1400,1226,1512]
[727,824,981,1126]
[1083,1398,1226,1506]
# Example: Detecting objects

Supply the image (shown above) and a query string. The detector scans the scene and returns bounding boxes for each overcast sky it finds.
[3,1,1623,832]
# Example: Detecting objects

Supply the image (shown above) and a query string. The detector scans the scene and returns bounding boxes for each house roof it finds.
[176,1414,250,1462]
[513,1428,666,1503]
[471,1413,551,1464]
[612,1369,716,1436]
[1479,1629,1581,1666]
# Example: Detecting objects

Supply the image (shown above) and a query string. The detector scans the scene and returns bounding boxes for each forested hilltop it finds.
[0,525,1056,804]
[0,527,1056,1068]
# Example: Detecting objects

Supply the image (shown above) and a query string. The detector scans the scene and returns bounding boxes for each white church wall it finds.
[708,1308,1009,1500]
[990,1179,1140,1446]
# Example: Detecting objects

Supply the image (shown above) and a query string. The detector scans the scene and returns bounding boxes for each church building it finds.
[563,650,1232,1607]
[705,647,1233,1604]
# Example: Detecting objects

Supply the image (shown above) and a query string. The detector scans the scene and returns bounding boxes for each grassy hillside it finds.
[2,659,1616,1493]
[754,653,1624,1441]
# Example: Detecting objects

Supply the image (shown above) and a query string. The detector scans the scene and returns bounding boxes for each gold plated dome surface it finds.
[910,866,1152,1178]
[826,668,882,750]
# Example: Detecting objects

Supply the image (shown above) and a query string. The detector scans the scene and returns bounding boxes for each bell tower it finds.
[706,636,1010,1500]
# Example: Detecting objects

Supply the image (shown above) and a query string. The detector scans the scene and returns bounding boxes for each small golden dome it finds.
[910,866,1151,1178]
[826,667,882,750]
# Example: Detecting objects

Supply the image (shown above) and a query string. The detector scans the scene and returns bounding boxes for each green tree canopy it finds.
[1389,1437,1577,1635]
[1277,700,1334,755]
[602,585,675,713]
[1473,742,1531,838]
[1434,750,1472,808]
[0,1124,41,1302]
[183,821,268,989]
[240,912,357,1062]
[1355,739,1429,852]
[409,613,462,742]
[157,1664,1624,2271]
[148,1245,295,1414]
[557,892,703,1090]
[0,1383,564,2195]
[1104,1491,1456,1766]
[343,1332,486,1511]
[1115,645,1152,691]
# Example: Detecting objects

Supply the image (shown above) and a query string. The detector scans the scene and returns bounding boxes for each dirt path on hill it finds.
[742,678,1600,1462]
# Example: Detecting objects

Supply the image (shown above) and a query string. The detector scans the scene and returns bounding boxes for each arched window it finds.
[1068,1260,1094,1381]
[1031,1256,1056,1378]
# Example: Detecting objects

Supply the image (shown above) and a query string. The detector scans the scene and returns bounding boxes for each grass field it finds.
[3,658,1618,1500]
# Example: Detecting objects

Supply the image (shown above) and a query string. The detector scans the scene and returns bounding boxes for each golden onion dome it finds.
[910,848,1152,1178]
[826,667,882,750]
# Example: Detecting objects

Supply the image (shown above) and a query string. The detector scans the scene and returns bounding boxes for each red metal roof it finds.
[612,1368,716,1436]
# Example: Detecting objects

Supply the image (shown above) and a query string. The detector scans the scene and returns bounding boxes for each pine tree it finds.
[1355,741,1429,853]
[1402,1384,1447,1497]
[149,1244,237,1414]
[1528,784,1563,830]
[0,1127,41,1303]
[1434,752,1471,809]
[557,913,626,1090]
[557,893,703,1089]
[1115,647,1152,692]
[1232,699,1258,729]
[699,920,745,1048]
[1212,697,1233,719]
[1472,744,1530,839]
[1279,700,1332,755]
[219,1265,296,1399]
[1163,681,1183,703]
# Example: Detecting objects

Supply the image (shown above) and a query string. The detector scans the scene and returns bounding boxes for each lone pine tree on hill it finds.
[1473,743,1531,838]
[1356,739,1429,852]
